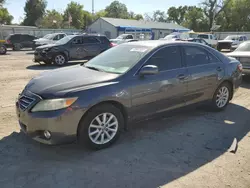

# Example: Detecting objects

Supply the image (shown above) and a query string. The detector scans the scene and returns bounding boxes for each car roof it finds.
[121,40,197,48]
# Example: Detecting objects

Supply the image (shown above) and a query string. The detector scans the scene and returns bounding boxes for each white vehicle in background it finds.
[217,35,248,51]
[110,34,135,43]
[197,33,218,48]
[34,33,67,48]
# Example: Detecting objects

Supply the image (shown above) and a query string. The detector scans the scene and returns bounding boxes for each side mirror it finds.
[139,65,159,76]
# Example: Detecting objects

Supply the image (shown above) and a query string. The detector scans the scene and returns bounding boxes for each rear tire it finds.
[78,104,124,150]
[211,82,232,111]
[13,43,21,51]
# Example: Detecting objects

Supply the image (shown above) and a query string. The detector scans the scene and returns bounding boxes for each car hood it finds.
[226,51,250,57]
[25,65,119,98]
[34,38,53,44]
[36,43,59,50]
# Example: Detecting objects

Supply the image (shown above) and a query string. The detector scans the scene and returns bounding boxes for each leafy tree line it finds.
[0,0,250,32]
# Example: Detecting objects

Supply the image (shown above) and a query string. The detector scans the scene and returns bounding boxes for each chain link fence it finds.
[0,25,81,40]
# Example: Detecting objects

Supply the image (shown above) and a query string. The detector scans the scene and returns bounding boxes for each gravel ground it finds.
[0,51,250,188]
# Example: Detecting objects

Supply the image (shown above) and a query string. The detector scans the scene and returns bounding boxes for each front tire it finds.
[0,45,7,55]
[53,53,67,66]
[13,43,21,51]
[211,82,232,111]
[78,104,124,150]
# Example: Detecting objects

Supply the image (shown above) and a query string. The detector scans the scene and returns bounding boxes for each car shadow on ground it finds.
[241,75,250,89]
[0,103,249,188]
[26,61,87,71]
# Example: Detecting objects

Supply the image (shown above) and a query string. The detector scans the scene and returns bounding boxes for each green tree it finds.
[63,1,87,29]
[134,14,143,20]
[152,10,167,22]
[167,6,188,25]
[93,10,107,20]
[105,1,129,19]
[22,0,47,26]
[201,0,231,30]
[40,9,63,29]
[0,7,13,24]
[183,6,209,31]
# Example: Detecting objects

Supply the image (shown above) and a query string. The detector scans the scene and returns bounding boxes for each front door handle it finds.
[216,67,222,72]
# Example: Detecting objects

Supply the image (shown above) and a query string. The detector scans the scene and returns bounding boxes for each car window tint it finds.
[59,34,65,40]
[208,52,221,63]
[83,37,99,43]
[99,36,110,44]
[198,34,209,39]
[72,37,83,44]
[145,46,182,71]
[184,46,210,66]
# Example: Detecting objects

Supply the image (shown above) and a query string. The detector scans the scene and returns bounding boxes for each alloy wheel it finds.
[55,55,65,65]
[216,86,229,108]
[88,113,118,145]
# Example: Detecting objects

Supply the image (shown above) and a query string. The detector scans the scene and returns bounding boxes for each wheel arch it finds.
[219,80,234,100]
[76,100,128,137]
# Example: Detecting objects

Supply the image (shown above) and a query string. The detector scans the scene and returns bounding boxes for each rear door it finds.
[82,36,101,56]
[130,45,188,118]
[183,45,225,105]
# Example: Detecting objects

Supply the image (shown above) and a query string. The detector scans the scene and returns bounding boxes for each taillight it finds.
[110,42,116,47]
[237,64,243,72]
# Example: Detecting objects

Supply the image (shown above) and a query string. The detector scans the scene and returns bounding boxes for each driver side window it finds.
[145,46,182,72]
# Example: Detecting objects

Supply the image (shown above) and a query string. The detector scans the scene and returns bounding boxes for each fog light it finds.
[44,130,51,139]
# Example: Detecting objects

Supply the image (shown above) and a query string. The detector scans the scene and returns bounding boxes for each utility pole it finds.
[92,0,94,16]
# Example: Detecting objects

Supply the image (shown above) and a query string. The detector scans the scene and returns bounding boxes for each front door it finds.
[182,45,225,105]
[130,46,188,119]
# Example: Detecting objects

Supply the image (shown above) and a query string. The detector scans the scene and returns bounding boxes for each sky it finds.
[5,0,201,23]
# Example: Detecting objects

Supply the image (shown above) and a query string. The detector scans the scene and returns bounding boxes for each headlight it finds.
[31,97,78,112]
[42,48,51,53]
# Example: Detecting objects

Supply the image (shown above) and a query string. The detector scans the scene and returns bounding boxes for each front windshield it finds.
[84,44,153,74]
[43,34,52,39]
[55,35,75,44]
[164,35,177,40]
[225,36,238,40]
[235,42,250,51]
[117,34,127,39]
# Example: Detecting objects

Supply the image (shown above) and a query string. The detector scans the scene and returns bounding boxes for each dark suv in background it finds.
[34,34,112,66]
[5,34,37,51]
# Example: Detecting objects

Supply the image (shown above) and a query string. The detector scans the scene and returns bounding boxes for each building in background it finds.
[86,17,190,40]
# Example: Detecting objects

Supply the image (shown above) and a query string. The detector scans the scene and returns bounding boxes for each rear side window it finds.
[72,36,83,44]
[99,36,110,44]
[183,46,210,66]
[83,37,100,44]
[145,46,182,71]
[58,34,65,40]
[126,35,133,39]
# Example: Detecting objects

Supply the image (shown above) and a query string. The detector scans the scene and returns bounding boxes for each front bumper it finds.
[33,50,52,63]
[16,91,84,145]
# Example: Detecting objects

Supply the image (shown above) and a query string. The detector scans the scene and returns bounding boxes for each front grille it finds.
[18,95,36,111]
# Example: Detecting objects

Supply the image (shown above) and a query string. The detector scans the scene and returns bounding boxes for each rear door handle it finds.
[216,67,222,72]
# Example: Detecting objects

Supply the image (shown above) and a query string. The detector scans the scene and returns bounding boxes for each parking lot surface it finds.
[0,51,250,188]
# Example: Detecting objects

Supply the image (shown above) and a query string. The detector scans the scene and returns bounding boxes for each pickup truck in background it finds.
[109,34,135,44]
[217,35,248,51]
[33,33,67,48]
[197,33,218,48]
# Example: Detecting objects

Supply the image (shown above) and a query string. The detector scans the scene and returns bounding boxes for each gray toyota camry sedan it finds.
[16,40,242,149]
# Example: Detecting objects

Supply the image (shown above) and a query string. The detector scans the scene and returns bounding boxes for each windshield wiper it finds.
[83,65,104,72]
